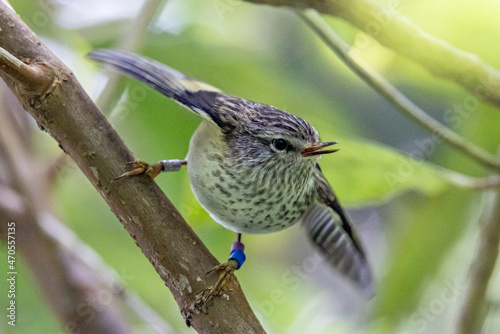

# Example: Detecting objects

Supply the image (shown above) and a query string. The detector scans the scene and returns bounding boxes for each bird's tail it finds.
[87,49,222,124]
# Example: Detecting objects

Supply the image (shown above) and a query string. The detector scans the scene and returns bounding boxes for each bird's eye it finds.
[272,138,289,151]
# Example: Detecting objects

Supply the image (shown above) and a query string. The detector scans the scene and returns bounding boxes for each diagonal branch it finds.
[0,3,264,333]
[0,82,132,333]
[96,0,166,115]
[243,0,500,109]
[296,9,500,172]
[49,0,167,189]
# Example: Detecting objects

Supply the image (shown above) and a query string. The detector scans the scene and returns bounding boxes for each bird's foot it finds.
[192,259,239,314]
[113,160,162,181]
[190,240,246,315]
[113,159,186,181]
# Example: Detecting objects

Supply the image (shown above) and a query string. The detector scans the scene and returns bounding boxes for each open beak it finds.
[301,141,339,157]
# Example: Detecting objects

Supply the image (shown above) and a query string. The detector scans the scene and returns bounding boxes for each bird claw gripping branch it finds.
[187,241,245,321]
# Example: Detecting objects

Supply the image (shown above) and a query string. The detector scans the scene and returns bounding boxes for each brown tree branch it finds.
[243,0,500,109]
[0,82,175,333]
[0,84,132,333]
[0,3,264,333]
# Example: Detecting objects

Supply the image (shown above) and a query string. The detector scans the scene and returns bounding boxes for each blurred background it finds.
[1,0,500,333]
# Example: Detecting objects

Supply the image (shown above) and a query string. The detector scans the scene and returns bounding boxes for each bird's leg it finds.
[193,234,246,313]
[113,159,187,181]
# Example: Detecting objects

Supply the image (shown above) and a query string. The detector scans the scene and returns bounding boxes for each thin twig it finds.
[95,0,166,115]
[296,9,500,172]
[437,170,500,190]
[0,46,53,92]
[458,175,500,333]
[244,0,500,109]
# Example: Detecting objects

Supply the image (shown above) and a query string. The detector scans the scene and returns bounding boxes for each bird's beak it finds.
[301,141,339,157]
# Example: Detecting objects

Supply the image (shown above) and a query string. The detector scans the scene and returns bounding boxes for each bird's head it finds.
[225,104,338,170]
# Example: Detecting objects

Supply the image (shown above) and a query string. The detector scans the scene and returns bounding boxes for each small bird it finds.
[88,49,374,301]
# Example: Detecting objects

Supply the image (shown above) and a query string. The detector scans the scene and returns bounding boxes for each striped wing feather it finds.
[302,166,374,297]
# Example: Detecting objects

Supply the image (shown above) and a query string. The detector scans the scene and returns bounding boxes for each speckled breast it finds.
[186,121,315,234]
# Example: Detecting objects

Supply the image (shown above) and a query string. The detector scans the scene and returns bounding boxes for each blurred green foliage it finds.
[2,0,500,333]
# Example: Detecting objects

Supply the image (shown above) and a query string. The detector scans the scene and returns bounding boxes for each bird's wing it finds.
[87,49,228,127]
[301,164,374,297]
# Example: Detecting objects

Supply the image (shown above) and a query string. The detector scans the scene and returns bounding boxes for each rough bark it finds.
[0,3,264,333]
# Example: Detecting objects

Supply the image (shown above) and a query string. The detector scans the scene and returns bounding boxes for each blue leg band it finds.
[229,249,246,270]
